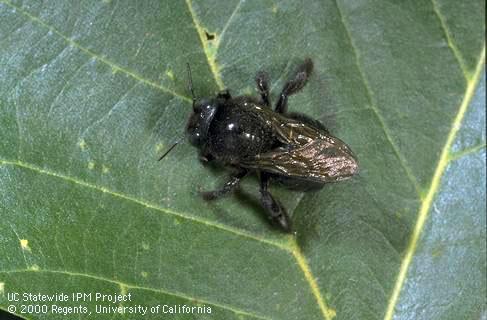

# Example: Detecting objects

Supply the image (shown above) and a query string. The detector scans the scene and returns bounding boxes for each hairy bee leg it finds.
[275,58,313,114]
[200,169,248,200]
[217,89,232,100]
[259,173,292,232]
[255,71,271,107]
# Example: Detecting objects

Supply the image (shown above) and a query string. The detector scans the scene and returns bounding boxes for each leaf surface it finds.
[0,1,485,319]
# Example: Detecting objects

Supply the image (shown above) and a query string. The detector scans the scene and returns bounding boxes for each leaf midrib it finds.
[328,3,484,318]
[185,0,225,90]
[383,46,485,320]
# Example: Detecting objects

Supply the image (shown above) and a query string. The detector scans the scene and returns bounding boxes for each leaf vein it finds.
[290,240,335,320]
[430,0,471,80]
[0,159,289,251]
[214,0,244,52]
[8,223,28,269]
[0,269,271,320]
[0,0,192,103]
[449,143,486,162]
[333,0,423,199]
[79,82,140,140]
[383,46,485,320]
[184,0,225,89]
[46,58,92,117]
[0,158,336,320]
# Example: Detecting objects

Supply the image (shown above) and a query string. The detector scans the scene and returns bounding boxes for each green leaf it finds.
[0,1,485,319]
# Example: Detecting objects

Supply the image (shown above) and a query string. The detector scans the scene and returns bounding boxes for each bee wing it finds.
[242,117,359,183]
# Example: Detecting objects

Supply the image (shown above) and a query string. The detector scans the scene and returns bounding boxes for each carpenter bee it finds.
[162,59,358,233]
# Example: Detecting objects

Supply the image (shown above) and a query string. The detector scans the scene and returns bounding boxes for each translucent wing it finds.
[241,112,359,183]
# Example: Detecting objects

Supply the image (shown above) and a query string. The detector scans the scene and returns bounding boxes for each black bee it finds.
[164,59,358,233]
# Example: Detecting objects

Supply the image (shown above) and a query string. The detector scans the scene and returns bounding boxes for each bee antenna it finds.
[187,63,196,109]
[157,139,181,161]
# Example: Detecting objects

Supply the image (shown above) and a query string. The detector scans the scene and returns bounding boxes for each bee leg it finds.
[259,173,292,232]
[200,168,248,200]
[217,89,232,100]
[275,58,313,114]
[255,71,271,107]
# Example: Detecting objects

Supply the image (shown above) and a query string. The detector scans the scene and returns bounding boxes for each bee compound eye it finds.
[188,130,202,147]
